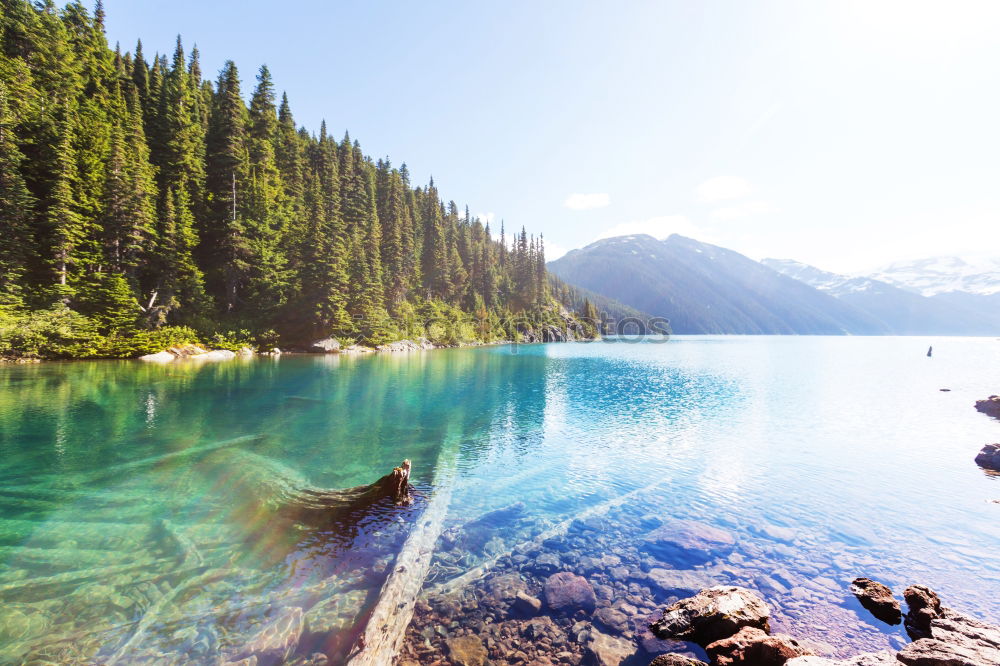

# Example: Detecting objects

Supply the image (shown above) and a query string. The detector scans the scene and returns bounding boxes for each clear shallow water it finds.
[1,337,999,663]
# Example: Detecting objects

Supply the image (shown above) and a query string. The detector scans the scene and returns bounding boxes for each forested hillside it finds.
[0,0,583,358]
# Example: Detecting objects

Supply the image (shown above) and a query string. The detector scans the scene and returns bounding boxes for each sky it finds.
[99,0,1000,274]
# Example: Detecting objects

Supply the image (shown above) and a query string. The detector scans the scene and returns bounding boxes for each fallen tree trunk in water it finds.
[199,449,413,528]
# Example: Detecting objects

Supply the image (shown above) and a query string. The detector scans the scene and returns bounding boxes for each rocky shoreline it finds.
[135,329,597,364]
[380,479,1000,666]
[395,559,999,666]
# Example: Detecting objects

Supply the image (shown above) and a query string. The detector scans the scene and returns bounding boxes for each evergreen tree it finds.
[0,0,583,357]
[46,113,85,292]
[0,81,36,306]
[204,60,250,313]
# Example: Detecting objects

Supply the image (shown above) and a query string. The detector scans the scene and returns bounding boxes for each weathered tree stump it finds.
[199,449,414,529]
[280,459,413,525]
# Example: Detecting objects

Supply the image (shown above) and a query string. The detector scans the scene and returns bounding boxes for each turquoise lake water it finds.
[1,337,999,663]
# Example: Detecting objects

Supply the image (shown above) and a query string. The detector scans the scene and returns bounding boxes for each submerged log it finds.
[199,449,413,528]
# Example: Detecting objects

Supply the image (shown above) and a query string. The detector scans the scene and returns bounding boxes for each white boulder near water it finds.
[139,346,241,363]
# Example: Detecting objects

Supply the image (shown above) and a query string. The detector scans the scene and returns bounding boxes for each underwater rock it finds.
[442,502,526,553]
[0,605,52,644]
[585,627,636,665]
[485,572,529,603]
[594,606,631,634]
[545,571,597,614]
[786,653,898,665]
[646,568,719,596]
[903,584,942,639]
[849,577,901,625]
[974,395,1000,419]
[512,591,543,617]
[642,520,735,565]
[228,606,304,666]
[974,444,1000,471]
[706,626,812,665]
[649,586,770,647]
[531,551,563,575]
[648,655,709,666]
[446,635,487,666]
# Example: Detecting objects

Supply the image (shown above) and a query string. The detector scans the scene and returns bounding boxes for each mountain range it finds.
[548,234,1000,336]
[762,259,1000,335]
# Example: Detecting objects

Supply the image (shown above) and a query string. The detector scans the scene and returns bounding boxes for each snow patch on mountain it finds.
[868,256,1000,296]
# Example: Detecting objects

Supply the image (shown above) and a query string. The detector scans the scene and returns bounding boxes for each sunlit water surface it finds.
[1,337,998,663]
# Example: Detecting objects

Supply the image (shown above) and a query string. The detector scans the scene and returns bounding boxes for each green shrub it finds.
[98,326,201,358]
[205,329,255,352]
[0,305,104,358]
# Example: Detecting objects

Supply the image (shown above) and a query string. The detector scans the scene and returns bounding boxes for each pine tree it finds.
[0,0,577,356]
[204,60,250,313]
[0,81,36,306]
[47,114,85,293]
[420,179,451,298]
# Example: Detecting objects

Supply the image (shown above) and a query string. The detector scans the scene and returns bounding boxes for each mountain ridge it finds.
[548,234,889,335]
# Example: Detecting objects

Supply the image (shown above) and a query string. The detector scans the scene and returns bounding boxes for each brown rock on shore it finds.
[649,586,770,647]
[849,578,901,625]
[974,444,1000,472]
[706,626,811,665]
[903,584,942,640]
[975,395,1000,419]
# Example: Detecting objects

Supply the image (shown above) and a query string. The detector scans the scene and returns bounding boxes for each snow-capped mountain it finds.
[763,258,1000,335]
[868,256,1000,297]
[761,259,887,297]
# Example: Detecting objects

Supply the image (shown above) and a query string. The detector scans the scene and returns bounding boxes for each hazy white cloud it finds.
[711,200,779,220]
[544,241,569,261]
[564,192,611,210]
[696,176,753,202]
[594,215,705,242]
[476,211,496,225]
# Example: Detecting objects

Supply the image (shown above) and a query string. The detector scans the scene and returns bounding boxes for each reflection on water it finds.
[0,337,999,662]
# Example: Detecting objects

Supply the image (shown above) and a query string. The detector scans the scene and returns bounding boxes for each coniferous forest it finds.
[0,0,597,358]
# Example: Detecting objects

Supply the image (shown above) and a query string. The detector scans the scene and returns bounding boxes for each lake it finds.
[1,337,998,663]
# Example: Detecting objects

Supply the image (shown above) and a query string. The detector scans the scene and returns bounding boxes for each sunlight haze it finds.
[101,0,1000,272]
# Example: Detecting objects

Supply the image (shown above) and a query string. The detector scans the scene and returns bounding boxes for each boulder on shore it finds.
[642,520,736,565]
[376,339,435,352]
[168,344,208,357]
[649,586,770,647]
[849,577,901,625]
[706,626,812,666]
[903,584,942,640]
[974,444,1000,472]
[139,350,175,363]
[189,349,237,362]
[975,395,1000,419]
[309,338,340,353]
[896,606,1000,665]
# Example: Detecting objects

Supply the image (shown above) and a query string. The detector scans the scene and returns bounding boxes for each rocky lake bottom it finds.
[0,337,998,664]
